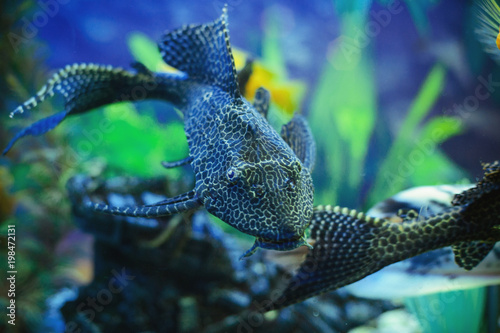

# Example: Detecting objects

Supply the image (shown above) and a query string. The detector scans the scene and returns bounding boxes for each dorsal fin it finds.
[158,7,240,98]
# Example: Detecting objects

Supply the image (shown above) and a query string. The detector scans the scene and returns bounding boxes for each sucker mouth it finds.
[239,235,313,260]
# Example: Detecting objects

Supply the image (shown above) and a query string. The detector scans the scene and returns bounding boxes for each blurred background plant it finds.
[1,0,499,332]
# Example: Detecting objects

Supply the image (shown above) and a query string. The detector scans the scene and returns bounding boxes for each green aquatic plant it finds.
[310,4,487,332]
[366,64,466,207]
[0,5,53,333]
[127,32,166,72]
[309,12,466,210]
[62,102,189,180]
[310,13,376,208]
[401,0,439,36]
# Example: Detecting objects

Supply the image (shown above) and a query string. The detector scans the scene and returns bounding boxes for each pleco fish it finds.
[260,162,500,310]
[2,7,315,258]
[3,8,500,311]
[345,185,500,299]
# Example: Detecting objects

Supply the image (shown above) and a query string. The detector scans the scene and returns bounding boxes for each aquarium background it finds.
[0,0,499,332]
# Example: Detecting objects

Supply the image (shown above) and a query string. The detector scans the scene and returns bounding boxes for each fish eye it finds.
[226,167,238,182]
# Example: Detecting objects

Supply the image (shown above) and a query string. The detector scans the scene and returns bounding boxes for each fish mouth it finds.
[239,235,313,260]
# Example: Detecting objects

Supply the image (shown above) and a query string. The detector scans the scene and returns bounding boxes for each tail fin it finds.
[262,161,500,310]
[158,6,240,98]
[3,63,181,155]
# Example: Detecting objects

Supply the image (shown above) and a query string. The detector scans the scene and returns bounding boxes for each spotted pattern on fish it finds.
[3,7,316,255]
[264,161,500,310]
[6,7,499,310]
[2,63,186,155]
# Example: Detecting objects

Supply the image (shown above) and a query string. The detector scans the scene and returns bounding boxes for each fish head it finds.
[204,156,314,252]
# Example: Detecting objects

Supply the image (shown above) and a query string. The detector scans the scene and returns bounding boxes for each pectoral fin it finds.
[239,236,312,260]
[86,190,202,218]
[161,156,193,169]
[3,111,67,155]
[3,63,182,155]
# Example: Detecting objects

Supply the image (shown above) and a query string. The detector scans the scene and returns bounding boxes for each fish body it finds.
[2,9,315,255]
[181,83,314,251]
[4,6,500,309]
[345,184,500,299]
[264,162,500,310]
[270,184,500,300]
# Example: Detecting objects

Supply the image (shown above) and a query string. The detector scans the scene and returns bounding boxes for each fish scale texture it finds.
[3,7,500,309]
[3,8,316,254]
[159,12,240,98]
[269,162,500,309]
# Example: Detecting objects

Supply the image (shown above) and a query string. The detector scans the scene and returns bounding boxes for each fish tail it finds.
[3,63,185,155]
[265,161,500,310]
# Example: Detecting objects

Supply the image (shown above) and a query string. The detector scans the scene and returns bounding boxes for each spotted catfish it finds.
[263,161,500,310]
[2,8,315,257]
